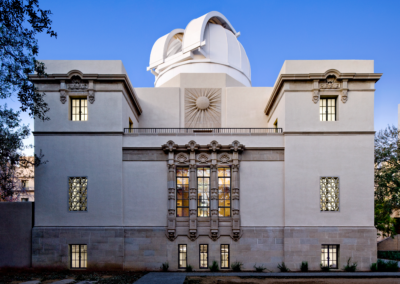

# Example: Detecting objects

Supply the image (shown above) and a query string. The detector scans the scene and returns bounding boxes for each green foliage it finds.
[376,259,399,272]
[231,261,243,272]
[185,264,193,272]
[370,262,378,272]
[0,0,55,200]
[277,262,290,272]
[300,261,308,272]
[209,260,219,272]
[320,264,330,272]
[343,257,357,272]
[374,125,400,238]
[378,251,400,261]
[253,263,266,272]
[160,262,169,272]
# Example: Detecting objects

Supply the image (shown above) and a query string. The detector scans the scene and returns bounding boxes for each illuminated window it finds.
[69,177,88,211]
[218,168,231,217]
[221,244,229,269]
[176,167,189,217]
[70,244,87,269]
[321,245,338,268]
[320,177,339,211]
[199,244,208,269]
[178,244,187,269]
[71,98,88,121]
[320,98,336,121]
[197,167,210,217]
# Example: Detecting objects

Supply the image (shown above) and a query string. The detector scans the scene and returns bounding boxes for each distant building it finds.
[30,11,381,271]
[14,157,35,202]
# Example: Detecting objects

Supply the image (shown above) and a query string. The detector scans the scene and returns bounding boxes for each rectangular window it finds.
[199,244,208,269]
[197,167,210,217]
[321,245,338,268]
[176,167,189,217]
[320,177,339,211]
[21,198,29,202]
[21,180,28,189]
[178,244,187,269]
[70,244,87,269]
[320,98,336,121]
[69,177,88,211]
[218,167,231,217]
[220,244,229,269]
[71,98,88,121]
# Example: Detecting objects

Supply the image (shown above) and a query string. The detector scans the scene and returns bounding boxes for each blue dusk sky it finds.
[7,0,400,154]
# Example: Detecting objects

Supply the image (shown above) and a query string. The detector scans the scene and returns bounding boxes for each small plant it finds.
[231,261,243,272]
[370,262,378,272]
[277,262,290,272]
[320,263,330,272]
[300,261,308,272]
[209,260,219,272]
[376,259,398,272]
[253,263,266,272]
[161,262,169,272]
[186,264,193,272]
[343,257,357,272]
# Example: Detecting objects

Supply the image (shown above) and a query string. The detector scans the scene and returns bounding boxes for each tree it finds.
[374,125,400,238]
[0,0,56,200]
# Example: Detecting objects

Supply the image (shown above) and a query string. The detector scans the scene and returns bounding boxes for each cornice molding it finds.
[33,131,124,136]
[284,131,375,135]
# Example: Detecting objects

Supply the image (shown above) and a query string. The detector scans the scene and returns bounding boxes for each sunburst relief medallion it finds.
[185,88,221,128]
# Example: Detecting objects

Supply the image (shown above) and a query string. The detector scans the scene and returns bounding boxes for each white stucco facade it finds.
[31,11,381,271]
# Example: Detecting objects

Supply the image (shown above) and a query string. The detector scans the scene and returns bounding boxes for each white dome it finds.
[147,11,251,87]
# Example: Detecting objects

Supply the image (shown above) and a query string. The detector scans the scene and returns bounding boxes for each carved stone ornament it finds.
[167,164,175,170]
[189,188,197,200]
[209,140,221,152]
[232,188,240,200]
[197,153,210,164]
[168,188,175,200]
[218,153,232,164]
[67,77,88,92]
[230,230,242,242]
[209,231,220,241]
[186,140,199,152]
[188,231,199,241]
[60,90,67,104]
[88,90,95,104]
[168,209,175,217]
[166,231,177,242]
[190,209,197,216]
[210,188,218,200]
[175,153,189,164]
[341,90,348,103]
[163,140,177,152]
[312,90,319,104]
[185,88,221,128]
[231,140,244,152]
[320,76,340,89]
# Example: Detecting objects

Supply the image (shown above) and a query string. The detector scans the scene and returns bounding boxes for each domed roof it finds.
[148,11,251,87]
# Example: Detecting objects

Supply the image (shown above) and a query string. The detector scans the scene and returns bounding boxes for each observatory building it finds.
[30,11,381,271]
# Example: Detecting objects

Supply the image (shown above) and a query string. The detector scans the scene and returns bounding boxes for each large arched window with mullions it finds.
[197,167,210,217]
[218,167,231,217]
[176,167,189,217]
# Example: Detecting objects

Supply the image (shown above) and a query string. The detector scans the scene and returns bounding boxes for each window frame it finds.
[70,244,87,269]
[321,244,339,269]
[176,167,190,217]
[71,98,88,121]
[199,244,208,269]
[178,244,187,269]
[68,176,88,212]
[197,167,210,217]
[218,167,231,217]
[319,97,337,122]
[320,176,340,212]
[220,244,230,269]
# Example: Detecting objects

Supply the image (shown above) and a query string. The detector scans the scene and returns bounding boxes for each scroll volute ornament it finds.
[230,140,244,152]
[162,140,177,152]
[186,140,199,152]
[208,140,221,152]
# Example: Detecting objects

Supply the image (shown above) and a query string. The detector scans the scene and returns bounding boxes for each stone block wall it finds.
[32,226,376,271]
[377,235,400,251]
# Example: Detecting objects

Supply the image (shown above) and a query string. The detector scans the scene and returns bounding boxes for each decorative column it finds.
[208,140,221,241]
[230,140,244,241]
[187,140,199,241]
[162,140,178,241]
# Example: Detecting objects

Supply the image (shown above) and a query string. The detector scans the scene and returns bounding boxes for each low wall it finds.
[378,235,400,251]
[0,202,33,267]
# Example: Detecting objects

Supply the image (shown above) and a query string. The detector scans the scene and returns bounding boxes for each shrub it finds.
[320,264,330,272]
[186,264,193,272]
[277,262,290,272]
[378,251,400,261]
[231,261,243,272]
[370,262,378,272]
[300,261,308,272]
[343,257,357,272]
[209,260,219,272]
[161,262,169,272]
[253,263,266,272]
[377,259,398,272]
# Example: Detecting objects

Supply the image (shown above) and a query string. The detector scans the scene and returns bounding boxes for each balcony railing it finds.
[124,128,283,134]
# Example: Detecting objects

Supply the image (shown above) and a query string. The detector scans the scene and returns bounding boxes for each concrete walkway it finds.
[134,271,400,284]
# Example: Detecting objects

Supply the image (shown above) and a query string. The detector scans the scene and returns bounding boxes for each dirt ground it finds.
[186,276,400,284]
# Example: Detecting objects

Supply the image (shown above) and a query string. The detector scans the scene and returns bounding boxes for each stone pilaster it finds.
[230,140,244,241]
[187,140,199,241]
